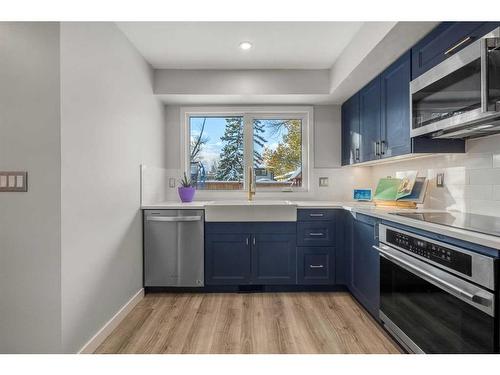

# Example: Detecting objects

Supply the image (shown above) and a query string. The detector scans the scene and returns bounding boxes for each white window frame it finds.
[180,106,313,194]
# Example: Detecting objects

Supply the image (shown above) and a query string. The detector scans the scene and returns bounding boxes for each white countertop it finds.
[141,200,500,250]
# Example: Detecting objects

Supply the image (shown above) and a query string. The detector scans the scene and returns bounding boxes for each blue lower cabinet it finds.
[350,214,380,320]
[252,234,297,284]
[297,247,335,285]
[205,233,252,285]
[205,222,296,286]
[336,210,353,286]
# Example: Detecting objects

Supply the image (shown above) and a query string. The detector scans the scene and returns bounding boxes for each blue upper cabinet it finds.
[359,77,381,162]
[341,93,360,166]
[339,22,490,166]
[411,22,500,79]
[380,51,411,158]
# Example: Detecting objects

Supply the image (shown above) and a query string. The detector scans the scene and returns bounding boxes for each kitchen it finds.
[2,1,500,371]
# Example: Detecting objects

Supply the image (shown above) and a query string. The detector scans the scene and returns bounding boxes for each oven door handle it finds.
[373,245,493,308]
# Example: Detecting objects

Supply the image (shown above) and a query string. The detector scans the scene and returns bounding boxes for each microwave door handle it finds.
[480,37,489,112]
[373,245,493,308]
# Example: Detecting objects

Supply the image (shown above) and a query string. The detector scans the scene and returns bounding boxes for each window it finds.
[182,107,311,192]
[253,118,303,189]
[189,116,244,191]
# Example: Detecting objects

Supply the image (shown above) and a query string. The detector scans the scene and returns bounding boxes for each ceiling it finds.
[116,22,364,69]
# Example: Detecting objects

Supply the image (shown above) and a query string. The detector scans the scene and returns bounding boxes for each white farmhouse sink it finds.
[205,200,297,222]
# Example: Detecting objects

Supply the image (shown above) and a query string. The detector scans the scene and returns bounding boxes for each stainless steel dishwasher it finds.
[144,209,204,287]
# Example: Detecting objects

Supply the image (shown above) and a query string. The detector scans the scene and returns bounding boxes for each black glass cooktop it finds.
[390,212,500,237]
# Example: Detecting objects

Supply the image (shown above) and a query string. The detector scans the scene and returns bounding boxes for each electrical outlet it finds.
[169,177,176,188]
[319,177,329,187]
[0,171,27,192]
[436,173,445,188]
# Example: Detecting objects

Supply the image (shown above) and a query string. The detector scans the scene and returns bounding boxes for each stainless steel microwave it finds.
[410,27,500,139]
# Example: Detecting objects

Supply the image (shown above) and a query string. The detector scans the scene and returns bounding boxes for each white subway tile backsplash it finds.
[493,154,500,168]
[370,136,500,216]
[468,169,500,185]
[493,185,500,201]
[463,185,493,200]
[468,200,500,216]
[462,153,492,169]
[444,184,465,199]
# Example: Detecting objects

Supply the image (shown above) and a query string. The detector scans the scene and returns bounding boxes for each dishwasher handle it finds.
[146,215,202,222]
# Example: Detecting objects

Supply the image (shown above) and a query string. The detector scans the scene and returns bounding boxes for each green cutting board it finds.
[373,178,401,201]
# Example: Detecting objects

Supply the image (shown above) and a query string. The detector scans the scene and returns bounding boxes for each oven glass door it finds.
[380,256,496,353]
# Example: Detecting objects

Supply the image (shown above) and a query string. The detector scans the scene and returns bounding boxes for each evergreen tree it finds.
[253,120,266,167]
[216,118,244,181]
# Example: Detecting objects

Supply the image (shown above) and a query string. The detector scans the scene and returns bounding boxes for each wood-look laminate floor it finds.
[95,292,402,354]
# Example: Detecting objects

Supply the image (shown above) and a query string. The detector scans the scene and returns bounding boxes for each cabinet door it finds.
[350,215,380,319]
[359,77,381,162]
[205,234,251,285]
[341,93,360,165]
[297,247,335,285]
[251,234,296,285]
[380,51,411,159]
[336,210,353,286]
[411,22,500,79]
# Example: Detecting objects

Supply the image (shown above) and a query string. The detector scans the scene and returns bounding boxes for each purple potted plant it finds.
[178,172,196,203]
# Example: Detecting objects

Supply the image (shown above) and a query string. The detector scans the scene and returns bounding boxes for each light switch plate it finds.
[0,171,27,192]
[436,173,445,188]
[169,177,176,188]
[319,177,329,187]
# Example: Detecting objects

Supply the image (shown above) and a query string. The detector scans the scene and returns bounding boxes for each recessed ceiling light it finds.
[239,41,252,50]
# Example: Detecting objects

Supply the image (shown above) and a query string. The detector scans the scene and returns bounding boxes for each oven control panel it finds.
[386,229,472,276]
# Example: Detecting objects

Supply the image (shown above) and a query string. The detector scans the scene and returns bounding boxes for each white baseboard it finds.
[78,288,144,354]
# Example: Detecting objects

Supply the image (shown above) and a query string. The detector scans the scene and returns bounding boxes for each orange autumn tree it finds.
[262,120,302,179]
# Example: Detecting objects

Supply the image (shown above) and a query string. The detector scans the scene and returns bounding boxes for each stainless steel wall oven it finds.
[375,224,498,353]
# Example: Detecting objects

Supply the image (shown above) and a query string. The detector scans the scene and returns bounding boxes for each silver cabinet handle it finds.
[309,265,324,269]
[253,237,256,246]
[246,237,249,246]
[375,141,380,156]
[309,213,324,217]
[147,216,202,222]
[373,245,493,309]
[380,140,386,155]
[309,232,325,236]
[355,148,360,161]
[444,36,472,55]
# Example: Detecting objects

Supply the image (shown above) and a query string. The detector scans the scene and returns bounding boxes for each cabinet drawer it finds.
[297,247,335,285]
[297,221,335,246]
[297,209,336,221]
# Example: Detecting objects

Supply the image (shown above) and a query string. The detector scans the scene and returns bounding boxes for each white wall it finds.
[329,22,438,103]
[159,104,371,202]
[155,69,330,95]
[60,22,166,353]
[0,22,62,353]
[369,134,500,216]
